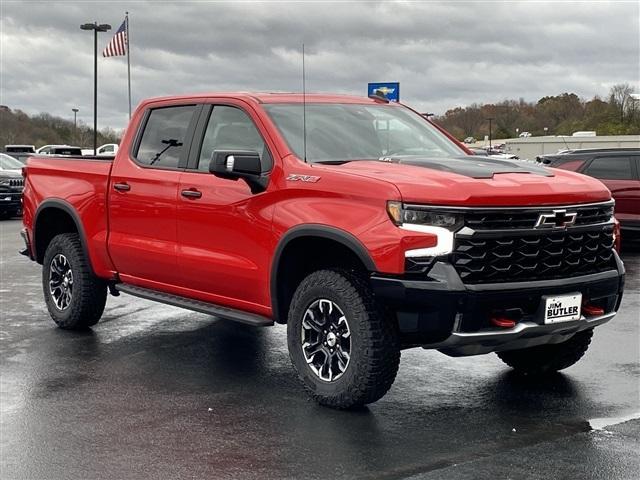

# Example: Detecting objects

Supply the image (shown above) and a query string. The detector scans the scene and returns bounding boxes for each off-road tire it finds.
[287,269,400,409]
[497,328,593,375]
[42,233,107,329]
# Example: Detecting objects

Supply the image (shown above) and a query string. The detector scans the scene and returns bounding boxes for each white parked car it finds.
[82,144,119,156]
[0,153,24,175]
[37,145,83,156]
[518,131,532,138]
[97,143,119,155]
[37,144,65,154]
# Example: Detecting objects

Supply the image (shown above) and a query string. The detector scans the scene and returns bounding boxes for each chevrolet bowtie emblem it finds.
[535,209,578,229]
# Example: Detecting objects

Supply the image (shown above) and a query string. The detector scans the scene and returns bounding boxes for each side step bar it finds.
[116,283,274,327]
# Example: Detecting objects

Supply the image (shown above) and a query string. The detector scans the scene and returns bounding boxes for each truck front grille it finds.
[464,202,613,230]
[452,227,615,283]
[6,178,24,188]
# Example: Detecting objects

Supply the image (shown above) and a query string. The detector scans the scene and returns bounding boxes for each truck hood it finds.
[0,169,22,177]
[315,156,611,206]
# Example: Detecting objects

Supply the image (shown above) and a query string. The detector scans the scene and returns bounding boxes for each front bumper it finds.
[0,192,22,212]
[370,250,625,355]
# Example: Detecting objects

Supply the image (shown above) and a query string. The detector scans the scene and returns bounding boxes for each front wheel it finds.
[42,233,107,329]
[287,269,400,409]
[497,328,593,375]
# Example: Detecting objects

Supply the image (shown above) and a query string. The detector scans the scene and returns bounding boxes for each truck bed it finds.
[23,155,116,277]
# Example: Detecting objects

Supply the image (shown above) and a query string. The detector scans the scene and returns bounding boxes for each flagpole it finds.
[126,12,132,120]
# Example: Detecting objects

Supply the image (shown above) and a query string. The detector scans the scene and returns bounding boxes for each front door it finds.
[177,103,275,314]
[108,103,199,288]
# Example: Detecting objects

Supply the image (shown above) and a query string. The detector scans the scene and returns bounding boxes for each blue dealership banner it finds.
[368,82,400,102]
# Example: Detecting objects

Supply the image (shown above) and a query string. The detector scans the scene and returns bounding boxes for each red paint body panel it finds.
[176,169,276,314]
[108,160,182,286]
[22,92,614,319]
[329,161,611,206]
[22,157,116,278]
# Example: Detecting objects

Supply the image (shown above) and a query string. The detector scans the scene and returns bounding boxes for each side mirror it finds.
[209,150,268,194]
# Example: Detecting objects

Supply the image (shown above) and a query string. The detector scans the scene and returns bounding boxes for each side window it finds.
[135,105,196,168]
[584,157,632,180]
[198,106,271,172]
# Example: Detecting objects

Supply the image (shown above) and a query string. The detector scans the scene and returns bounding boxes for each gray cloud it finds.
[1,1,638,132]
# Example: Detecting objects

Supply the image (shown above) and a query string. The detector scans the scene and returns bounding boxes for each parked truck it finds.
[21,93,625,408]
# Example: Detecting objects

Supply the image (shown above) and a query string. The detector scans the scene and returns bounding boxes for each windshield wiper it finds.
[150,139,182,165]
[312,159,377,165]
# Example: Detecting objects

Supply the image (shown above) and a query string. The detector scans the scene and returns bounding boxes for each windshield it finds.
[0,154,23,170]
[264,103,463,162]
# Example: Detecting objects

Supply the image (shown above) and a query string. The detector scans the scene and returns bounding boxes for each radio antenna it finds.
[302,43,307,162]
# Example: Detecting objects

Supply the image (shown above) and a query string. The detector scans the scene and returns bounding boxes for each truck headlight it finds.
[0,178,10,187]
[387,201,463,257]
[387,201,463,230]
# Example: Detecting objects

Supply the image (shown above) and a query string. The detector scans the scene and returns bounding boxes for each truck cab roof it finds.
[141,92,393,106]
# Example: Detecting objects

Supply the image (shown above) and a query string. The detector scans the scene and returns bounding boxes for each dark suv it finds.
[0,153,25,218]
[537,148,640,234]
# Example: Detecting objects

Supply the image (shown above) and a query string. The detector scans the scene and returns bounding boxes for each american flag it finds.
[102,20,127,57]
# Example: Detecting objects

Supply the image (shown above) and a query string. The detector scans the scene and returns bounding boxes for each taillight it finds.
[613,218,621,253]
[21,166,27,178]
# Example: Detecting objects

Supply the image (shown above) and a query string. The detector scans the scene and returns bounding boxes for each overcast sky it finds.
[1,1,639,131]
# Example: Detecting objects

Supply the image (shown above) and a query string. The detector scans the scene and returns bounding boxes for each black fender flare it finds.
[33,199,93,272]
[270,224,377,321]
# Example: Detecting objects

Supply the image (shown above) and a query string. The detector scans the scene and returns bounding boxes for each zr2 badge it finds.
[286,174,321,183]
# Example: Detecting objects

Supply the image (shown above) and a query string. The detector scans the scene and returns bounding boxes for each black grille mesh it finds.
[452,228,615,283]
[10,178,24,188]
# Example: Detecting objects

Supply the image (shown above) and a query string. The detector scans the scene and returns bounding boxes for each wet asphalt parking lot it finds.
[1,218,638,479]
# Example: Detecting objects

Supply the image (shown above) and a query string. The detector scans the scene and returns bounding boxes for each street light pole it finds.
[486,117,494,150]
[93,25,98,154]
[80,22,111,156]
[72,108,79,130]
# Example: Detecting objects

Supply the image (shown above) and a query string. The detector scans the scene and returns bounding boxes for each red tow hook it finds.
[490,316,516,328]
[583,303,604,317]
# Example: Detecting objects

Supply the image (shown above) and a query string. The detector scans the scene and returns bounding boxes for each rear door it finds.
[176,102,276,312]
[582,155,640,226]
[108,103,200,287]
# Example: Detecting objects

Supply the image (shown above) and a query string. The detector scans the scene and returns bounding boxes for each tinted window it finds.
[136,105,196,168]
[53,147,82,156]
[6,146,35,153]
[198,106,270,172]
[584,157,632,180]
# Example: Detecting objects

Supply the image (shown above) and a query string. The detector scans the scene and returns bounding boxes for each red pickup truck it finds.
[21,93,625,408]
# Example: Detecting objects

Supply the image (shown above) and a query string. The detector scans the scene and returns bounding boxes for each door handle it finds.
[113,182,130,192]
[181,189,202,199]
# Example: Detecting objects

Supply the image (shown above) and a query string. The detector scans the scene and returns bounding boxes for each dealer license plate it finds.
[544,294,582,324]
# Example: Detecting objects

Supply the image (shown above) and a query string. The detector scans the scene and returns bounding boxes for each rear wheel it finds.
[42,233,107,329]
[497,329,593,375]
[287,269,400,409]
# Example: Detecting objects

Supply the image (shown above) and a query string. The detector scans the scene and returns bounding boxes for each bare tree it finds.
[609,83,634,123]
